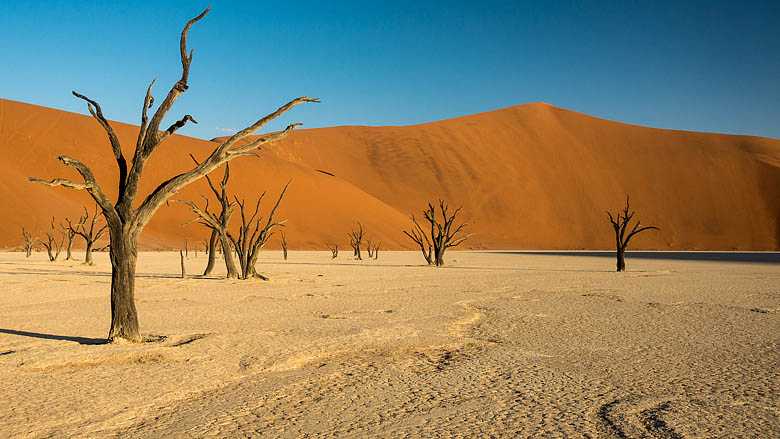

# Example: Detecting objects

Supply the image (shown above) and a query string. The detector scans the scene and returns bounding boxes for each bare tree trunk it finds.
[65,232,74,260]
[184,238,189,258]
[616,248,626,272]
[180,250,186,278]
[203,229,217,276]
[108,230,140,342]
[85,240,95,265]
[374,243,380,260]
[281,230,288,260]
[220,233,239,278]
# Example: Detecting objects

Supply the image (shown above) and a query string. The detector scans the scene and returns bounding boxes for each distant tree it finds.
[328,244,339,259]
[606,196,659,272]
[366,236,374,258]
[41,217,66,262]
[58,220,77,261]
[404,201,470,266]
[229,180,292,280]
[373,242,380,260]
[348,222,365,260]
[21,227,39,258]
[29,7,318,342]
[65,204,108,266]
[280,230,288,260]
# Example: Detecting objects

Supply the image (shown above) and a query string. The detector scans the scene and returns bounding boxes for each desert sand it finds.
[2,98,779,251]
[1,251,778,438]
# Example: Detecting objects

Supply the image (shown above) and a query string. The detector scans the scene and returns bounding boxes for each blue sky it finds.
[1,1,778,139]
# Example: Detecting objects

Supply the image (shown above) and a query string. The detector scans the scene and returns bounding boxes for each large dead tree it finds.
[42,217,66,262]
[175,159,240,278]
[65,204,108,265]
[229,180,291,280]
[606,196,659,272]
[348,222,365,260]
[21,227,38,258]
[405,201,470,267]
[29,8,318,342]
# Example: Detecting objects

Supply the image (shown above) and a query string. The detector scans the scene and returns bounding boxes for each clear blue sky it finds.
[1,1,778,139]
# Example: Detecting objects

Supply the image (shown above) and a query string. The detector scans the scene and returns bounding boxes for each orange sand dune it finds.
[2,98,779,250]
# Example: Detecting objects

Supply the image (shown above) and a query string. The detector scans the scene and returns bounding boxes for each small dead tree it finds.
[328,244,339,259]
[29,8,318,342]
[41,217,66,262]
[280,230,288,260]
[606,196,659,272]
[179,250,186,278]
[405,201,470,267]
[58,220,77,260]
[66,204,108,265]
[366,236,374,258]
[348,222,365,260]
[229,180,292,280]
[21,227,38,258]
[175,160,240,278]
[373,242,380,260]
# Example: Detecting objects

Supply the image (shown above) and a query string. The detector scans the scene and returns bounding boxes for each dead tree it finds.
[66,204,108,265]
[41,217,66,262]
[175,160,240,278]
[58,220,77,260]
[348,222,365,260]
[29,8,318,342]
[281,230,288,260]
[184,238,189,258]
[373,242,380,260]
[21,227,38,257]
[328,244,339,259]
[606,196,659,272]
[405,201,470,267]
[403,215,433,265]
[229,180,291,280]
[366,236,374,258]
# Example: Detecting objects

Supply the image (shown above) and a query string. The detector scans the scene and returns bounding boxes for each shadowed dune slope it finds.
[2,98,779,250]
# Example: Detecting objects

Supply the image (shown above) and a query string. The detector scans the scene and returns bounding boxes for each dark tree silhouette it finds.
[404,201,470,266]
[281,230,288,260]
[58,220,77,260]
[606,196,660,272]
[65,204,108,266]
[29,8,318,342]
[229,180,291,280]
[41,217,65,262]
[179,250,186,279]
[328,244,339,259]
[366,236,374,258]
[348,222,365,260]
[21,227,38,258]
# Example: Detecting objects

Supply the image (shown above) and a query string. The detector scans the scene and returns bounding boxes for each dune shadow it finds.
[492,251,780,264]
[0,328,107,345]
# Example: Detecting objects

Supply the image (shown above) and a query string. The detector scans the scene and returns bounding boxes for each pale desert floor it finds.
[0,251,778,438]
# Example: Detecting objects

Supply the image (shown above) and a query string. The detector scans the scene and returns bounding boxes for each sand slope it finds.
[2,98,779,250]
